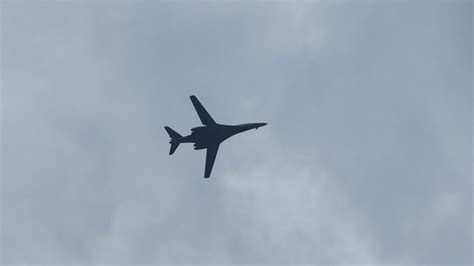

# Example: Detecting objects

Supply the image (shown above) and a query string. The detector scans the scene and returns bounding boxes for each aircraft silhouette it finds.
[165,95,267,178]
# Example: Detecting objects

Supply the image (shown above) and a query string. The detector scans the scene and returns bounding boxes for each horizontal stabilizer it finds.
[165,126,182,139]
[165,126,182,155]
[169,142,179,155]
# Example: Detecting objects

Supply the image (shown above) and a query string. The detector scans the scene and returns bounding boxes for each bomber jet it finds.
[165,95,267,178]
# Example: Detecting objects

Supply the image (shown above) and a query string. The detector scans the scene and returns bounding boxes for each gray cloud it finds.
[1,1,472,264]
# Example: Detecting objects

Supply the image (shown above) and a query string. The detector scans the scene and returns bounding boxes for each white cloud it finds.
[222,158,380,263]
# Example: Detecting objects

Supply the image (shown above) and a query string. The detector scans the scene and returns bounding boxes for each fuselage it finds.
[178,122,267,150]
[165,95,268,178]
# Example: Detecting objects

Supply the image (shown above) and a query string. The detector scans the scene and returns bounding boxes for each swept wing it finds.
[204,144,219,178]
[190,95,216,125]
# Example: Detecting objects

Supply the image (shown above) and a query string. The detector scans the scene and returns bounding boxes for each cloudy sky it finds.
[2,0,472,264]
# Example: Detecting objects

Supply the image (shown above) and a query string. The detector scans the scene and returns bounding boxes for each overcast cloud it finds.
[1,1,472,264]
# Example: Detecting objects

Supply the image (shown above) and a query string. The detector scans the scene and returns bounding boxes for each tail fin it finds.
[164,126,182,155]
[169,142,179,155]
[165,126,182,139]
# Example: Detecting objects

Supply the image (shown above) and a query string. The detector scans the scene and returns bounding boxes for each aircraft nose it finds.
[255,123,267,129]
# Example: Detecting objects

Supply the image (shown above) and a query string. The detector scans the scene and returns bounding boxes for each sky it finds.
[1,0,472,264]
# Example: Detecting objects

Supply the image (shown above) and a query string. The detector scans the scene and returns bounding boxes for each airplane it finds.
[165,95,267,178]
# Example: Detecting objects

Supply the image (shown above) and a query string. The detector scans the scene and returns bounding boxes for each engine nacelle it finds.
[191,126,206,133]
[194,143,207,150]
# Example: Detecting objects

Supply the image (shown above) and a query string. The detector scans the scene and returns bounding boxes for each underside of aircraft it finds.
[165,95,267,178]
